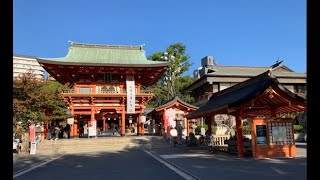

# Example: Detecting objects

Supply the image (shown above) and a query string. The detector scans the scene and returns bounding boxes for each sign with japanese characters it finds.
[88,120,97,136]
[30,142,37,155]
[126,75,135,114]
[29,124,35,142]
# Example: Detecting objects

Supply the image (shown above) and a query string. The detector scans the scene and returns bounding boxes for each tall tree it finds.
[175,76,196,103]
[148,42,193,99]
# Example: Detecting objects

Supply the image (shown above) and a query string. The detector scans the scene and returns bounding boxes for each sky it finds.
[13,0,306,76]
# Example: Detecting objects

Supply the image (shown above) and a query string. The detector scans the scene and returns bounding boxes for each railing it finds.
[62,89,153,94]
[205,134,230,146]
[211,135,230,146]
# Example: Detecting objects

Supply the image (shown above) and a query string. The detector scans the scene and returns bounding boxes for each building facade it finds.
[13,54,46,80]
[186,56,306,128]
[189,56,306,107]
[36,41,170,137]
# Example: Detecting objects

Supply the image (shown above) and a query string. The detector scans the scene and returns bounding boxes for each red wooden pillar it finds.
[236,113,244,157]
[121,107,126,136]
[137,115,141,135]
[73,119,78,137]
[102,117,106,131]
[91,106,95,122]
[186,119,190,135]
[162,110,167,135]
[70,108,75,137]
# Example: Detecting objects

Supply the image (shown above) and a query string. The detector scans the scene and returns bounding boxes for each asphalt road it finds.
[13,142,307,180]
[13,149,185,180]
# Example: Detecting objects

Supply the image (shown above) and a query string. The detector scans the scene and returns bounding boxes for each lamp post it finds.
[161,52,176,98]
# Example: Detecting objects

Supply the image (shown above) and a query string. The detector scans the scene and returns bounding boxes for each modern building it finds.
[13,54,46,80]
[36,41,170,137]
[188,56,306,107]
[185,56,306,129]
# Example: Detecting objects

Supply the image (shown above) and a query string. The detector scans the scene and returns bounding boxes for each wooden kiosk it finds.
[37,41,170,137]
[186,70,306,158]
[251,118,296,158]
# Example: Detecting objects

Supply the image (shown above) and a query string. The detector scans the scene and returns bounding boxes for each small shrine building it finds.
[186,70,306,158]
[37,41,170,137]
[147,96,198,137]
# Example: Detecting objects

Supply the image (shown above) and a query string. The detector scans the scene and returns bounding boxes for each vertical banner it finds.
[88,120,97,136]
[29,124,35,142]
[165,108,176,128]
[126,75,135,114]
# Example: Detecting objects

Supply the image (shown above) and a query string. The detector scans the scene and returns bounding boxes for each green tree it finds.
[39,81,71,122]
[175,76,195,103]
[13,73,70,136]
[146,43,194,107]
[13,73,46,135]
[148,42,193,99]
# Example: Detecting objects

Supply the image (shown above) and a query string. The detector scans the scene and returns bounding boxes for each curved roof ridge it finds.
[154,96,198,110]
[213,65,270,69]
[69,41,145,50]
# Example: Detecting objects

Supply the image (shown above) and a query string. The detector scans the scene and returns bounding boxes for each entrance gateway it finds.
[37,41,170,137]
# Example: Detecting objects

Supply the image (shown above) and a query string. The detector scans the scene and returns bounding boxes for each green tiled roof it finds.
[208,65,306,78]
[37,42,169,67]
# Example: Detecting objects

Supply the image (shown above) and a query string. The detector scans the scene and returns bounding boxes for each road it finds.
[13,149,186,180]
[13,143,307,180]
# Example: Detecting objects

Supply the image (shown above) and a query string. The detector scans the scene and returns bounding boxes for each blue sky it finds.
[13,0,306,76]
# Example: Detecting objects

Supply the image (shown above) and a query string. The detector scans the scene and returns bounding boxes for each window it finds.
[79,87,91,93]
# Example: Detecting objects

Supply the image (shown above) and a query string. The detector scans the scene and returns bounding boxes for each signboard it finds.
[67,118,74,125]
[256,125,267,145]
[88,120,97,136]
[126,75,135,114]
[29,124,35,142]
[30,142,37,154]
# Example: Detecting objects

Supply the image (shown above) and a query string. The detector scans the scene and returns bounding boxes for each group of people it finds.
[49,125,69,140]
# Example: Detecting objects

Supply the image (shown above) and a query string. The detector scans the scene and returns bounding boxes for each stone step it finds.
[35,136,170,154]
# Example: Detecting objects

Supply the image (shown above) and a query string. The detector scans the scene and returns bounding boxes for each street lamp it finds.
[161,52,177,98]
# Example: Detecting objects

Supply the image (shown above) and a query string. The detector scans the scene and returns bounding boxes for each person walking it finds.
[54,126,60,140]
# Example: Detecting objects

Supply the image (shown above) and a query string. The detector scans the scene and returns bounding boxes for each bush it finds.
[293,125,304,133]
[232,125,251,135]
[195,125,217,135]
[242,125,252,135]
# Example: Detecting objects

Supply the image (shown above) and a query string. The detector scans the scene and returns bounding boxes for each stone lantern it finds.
[189,119,198,134]
[174,117,184,145]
